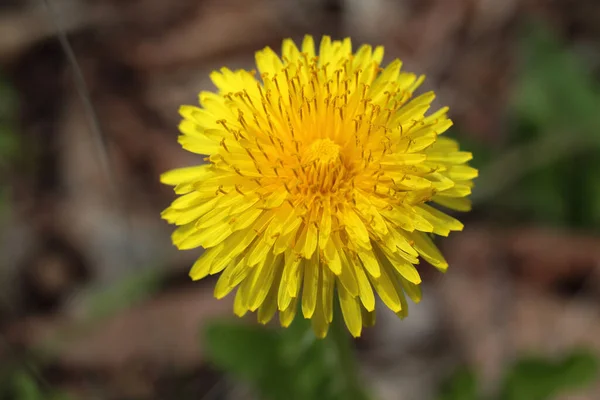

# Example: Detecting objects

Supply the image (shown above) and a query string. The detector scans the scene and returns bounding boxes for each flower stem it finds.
[329,303,371,400]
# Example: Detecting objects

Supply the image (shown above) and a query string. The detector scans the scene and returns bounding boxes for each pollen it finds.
[160,35,477,338]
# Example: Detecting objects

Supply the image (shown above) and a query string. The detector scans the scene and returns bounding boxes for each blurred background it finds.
[1,0,600,399]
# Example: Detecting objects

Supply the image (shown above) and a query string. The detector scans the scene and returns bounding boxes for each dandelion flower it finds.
[161,35,477,338]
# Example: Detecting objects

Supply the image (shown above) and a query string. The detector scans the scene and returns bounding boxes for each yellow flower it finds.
[161,35,477,338]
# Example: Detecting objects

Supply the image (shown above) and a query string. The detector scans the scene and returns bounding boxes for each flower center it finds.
[299,138,351,195]
[304,138,341,165]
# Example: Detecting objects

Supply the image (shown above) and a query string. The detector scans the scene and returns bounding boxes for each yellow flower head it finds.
[161,35,477,338]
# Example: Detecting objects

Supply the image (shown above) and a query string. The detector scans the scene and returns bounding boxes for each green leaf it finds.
[557,350,599,389]
[85,268,164,319]
[203,308,370,400]
[501,358,558,400]
[204,320,293,400]
[500,350,599,400]
[11,371,43,400]
[204,321,282,382]
[478,20,600,227]
[515,21,600,136]
[437,367,478,400]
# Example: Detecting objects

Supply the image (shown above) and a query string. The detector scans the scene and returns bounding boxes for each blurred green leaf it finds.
[500,350,598,400]
[203,314,369,400]
[437,367,478,400]
[204,321,286,396]
[0,368,70,400]
[0,72,16,118]
[0,72,17,219]
[515,22,600,135]
[0,73,18,162]
[437,350,598,400]
[85,267,165,319]
[557,350,599,390]
[476,20,600,228]
[11,372,43,400]
[501,358,559,400]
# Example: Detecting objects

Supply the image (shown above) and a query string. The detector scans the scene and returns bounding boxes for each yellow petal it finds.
[247,252,279,311]
[160,165,212,186]
[380,205,415,232]
[214,258,248,299]
[195,206,232,229]
[367,259,402,312]
[311,302,330,339]
[372,46,384,64]
[246,227,278,267]
[400,277,422,303]
[415,204,463,236]
[209,68,238,93]
[446,165,479,181]
[257,283,278,325]
[352,45,372,70]
[302,255,320,318]
[274,216,302,254]
[209,252,235,276]
[233,287,248,317]
[179,221,232,250]
[353,261,375,312]
[384,265,409,319]
[281,39,300,64]
[179,106,221,129]
[295,222,318,259]
[361,307,376,327]
[279,295,299,327]
[318,200,332,250]
[358,249,380,278]
[318,35,333,60]
[391,174,432,190]
[322,267,334,323]
[438,184,472,197]
[263,186,289,209]
[171,191,211,210]
[302,35,316,58]
[408,231,448,271]
[333,238,359,297]
[279,251,302,310]
[370,59,401,94]
[386,227,419,257]
[323,237,342,275]
[426,151,473,164]
[161,202,211,226]
[230,207,263,231]
[338,284,362,338]
[433,196,472,212]
[189,244,225,280]
[177,129,219,155]
[171,222,197,247]
[380,153,427,166]
[384,252,422,285]
[342,208,371,249]
[426,172,455,191]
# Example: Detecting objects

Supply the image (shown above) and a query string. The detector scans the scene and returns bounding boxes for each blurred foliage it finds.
[0,72,18,217]
[0,366,70,400]
[0,72,17,162]
[438,367,478,400]
[438,349,598,400]
[203,313,370,400]
[84,267,165,320]
[470,21,600,229]
[510,22,600,228]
